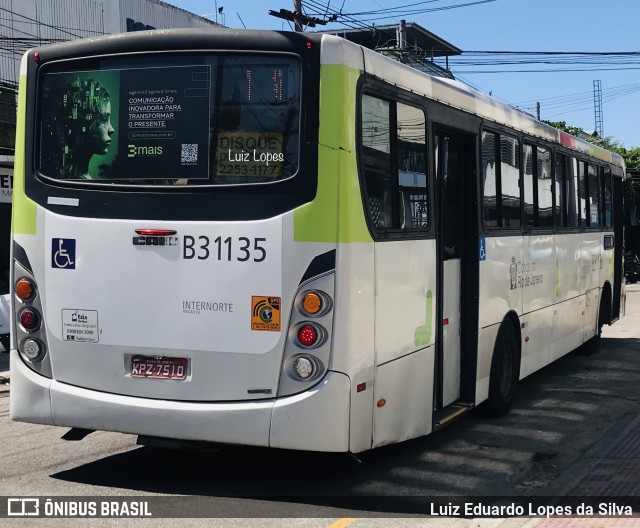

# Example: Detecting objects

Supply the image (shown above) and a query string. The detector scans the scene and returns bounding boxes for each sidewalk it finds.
[544,283,640,500]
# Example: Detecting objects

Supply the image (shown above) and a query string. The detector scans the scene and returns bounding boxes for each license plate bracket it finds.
[131,356,188,380]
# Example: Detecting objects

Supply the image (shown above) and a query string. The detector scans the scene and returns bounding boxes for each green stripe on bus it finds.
[414,290,433,347]
[12,73,37,235]
[294,64,372,243]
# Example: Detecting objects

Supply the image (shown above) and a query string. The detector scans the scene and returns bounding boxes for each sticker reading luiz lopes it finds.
[217,133,284,177]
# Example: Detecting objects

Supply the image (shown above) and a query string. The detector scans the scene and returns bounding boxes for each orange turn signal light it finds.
[15,278,34,300]
[302,292,322,315]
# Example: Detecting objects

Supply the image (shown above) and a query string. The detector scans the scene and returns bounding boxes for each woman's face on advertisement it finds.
[87,100,114,154]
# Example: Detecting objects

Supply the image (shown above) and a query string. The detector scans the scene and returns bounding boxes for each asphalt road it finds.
[0,285,639,527]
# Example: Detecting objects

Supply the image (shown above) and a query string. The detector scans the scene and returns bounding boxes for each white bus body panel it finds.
[36,209,297,402]
[270,371,350,452]
[476,230,612,400]
[372,347,434,448]
[44,212,283,352]
[441,258,461,406]
[478,235,523,329]
[373,240,436,365]
[331,243,376,453]
[371,239,436,447]
[520,233,554,378]
[551,233,584,360]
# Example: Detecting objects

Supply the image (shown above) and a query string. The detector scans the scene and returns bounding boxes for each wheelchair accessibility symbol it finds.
[52,238,76,269]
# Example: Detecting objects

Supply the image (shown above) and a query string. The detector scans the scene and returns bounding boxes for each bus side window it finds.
[481,131,520,231]
[602,166,613,227]
[567,156,580,227]
[588,163,600,228]
[500,135,521,229]
[556,154,579,229]
[396,102,428,229]
[522,143,554,230]
[537,147,553,228]
[523,143,536,227]
[361,94,393,229]
[360,94,429,233]
[481,131,499,228]
[579,161,588,228]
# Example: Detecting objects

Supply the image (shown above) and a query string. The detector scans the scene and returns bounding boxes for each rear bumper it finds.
[10,349,351,452]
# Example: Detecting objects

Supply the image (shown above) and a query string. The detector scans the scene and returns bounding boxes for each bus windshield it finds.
[37,53,301,186]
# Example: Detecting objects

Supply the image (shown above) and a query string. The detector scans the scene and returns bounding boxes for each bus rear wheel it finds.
[485,320,520,417]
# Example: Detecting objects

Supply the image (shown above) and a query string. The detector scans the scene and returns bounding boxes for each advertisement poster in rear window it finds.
[39,65,211,181]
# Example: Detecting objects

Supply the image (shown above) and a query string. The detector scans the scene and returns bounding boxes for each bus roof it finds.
[320,33,625,169]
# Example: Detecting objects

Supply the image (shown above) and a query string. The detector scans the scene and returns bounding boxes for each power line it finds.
[513,83,640,105]
[513,85,640,112]
[276,0,500,32]
[345,0,448,15]
[342,0,498,22]
[442,50,640,73]
[304,0,497,22]
[544,87,640,119]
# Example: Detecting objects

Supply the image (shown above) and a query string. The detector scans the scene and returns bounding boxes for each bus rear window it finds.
[38,54,301,186]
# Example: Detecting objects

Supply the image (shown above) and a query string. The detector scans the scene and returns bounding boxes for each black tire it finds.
[485,320,520,417]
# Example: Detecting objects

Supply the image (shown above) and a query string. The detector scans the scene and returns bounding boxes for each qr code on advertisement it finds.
[181,143,198,163]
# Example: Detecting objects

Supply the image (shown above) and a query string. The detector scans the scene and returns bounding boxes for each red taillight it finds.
[20,308,40,330]
[634,258,638,264]
[297,324,318,347]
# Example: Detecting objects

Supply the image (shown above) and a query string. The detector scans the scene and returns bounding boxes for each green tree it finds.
[543,120,639,170]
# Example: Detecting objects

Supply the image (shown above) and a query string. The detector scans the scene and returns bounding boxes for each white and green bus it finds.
[10,29,625,452]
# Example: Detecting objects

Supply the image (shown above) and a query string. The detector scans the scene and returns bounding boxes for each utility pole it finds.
[536,102,540,120]
[398,19,407,50]
[268,1,336,31]
[593,80,603,137]
[293,0,303,32]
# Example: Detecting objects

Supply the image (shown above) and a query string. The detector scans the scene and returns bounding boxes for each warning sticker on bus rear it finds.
[251,296,281,332]
[62,309,99,343]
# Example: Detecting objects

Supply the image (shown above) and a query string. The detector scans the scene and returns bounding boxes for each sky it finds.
[169,0,640,148]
